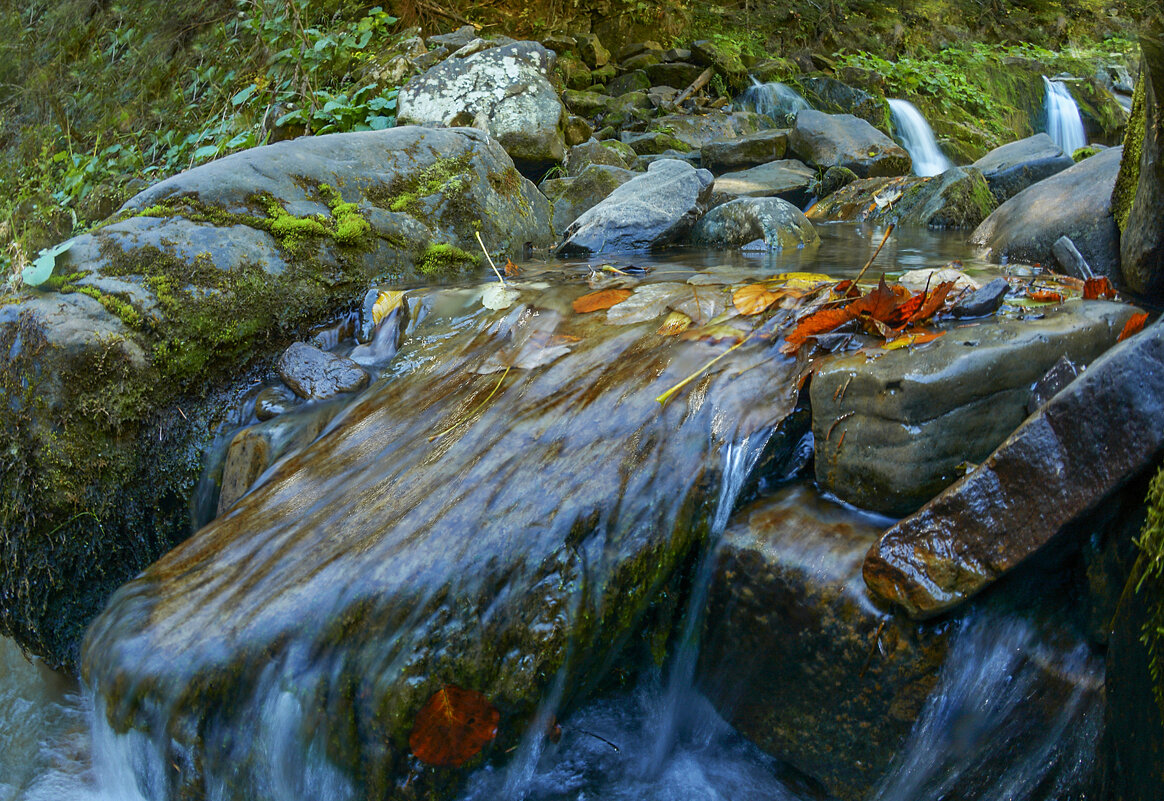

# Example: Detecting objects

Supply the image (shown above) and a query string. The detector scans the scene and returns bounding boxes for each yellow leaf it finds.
[372,290,406,325]
[733,284,779,315]
[657,310,693,336]
[770,272,834,292]
[882,331,945,350]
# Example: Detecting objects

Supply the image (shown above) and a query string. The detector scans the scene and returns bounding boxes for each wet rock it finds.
[689,197,819,251]
[575,32,609,69]
[951,277,1010,319]
[563,138,632,174]
[563,114,593,147]
[1052,235,1096,279]
[711,159,816,208]
[789,110,912,178]
[254,385,298,421]
[799,76,890,129]
[807,167,995,229]
[811,301,1141,517]
[970,146,1122,280]
[217,428,273,514]
[397,41,566,174]
[863,317,1164,617]
[542,164,636,239]
[699,486,950,801]
[1119,25,1164,299]
[276,342,369,400]
[644,62,704,89]
[1026,355,1078,414]
[815,165,858,197]
[971,133,1075,203]
[556,159,714,255]
[700,129,789,173]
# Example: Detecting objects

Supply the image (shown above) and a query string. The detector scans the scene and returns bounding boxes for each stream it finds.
[0,224,1099,801]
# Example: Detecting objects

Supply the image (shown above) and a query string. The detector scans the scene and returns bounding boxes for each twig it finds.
[826,410,854,441]
[671,66,714,109]
[656,330,756,407]
[429,366,511,441]
[858,620,887,678]
[850,223,895,287]
[475,230,507,286]
[569,727,621,752]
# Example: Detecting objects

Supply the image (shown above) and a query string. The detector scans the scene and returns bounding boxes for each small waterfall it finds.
[1042,76,1087,156]
[735,78,811,123]
[887,99,953,177]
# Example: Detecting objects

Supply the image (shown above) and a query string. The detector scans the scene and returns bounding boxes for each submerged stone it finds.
[689,197,819,251]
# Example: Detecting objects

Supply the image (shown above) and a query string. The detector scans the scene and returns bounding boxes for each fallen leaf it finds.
[409,686,500,767]
[1083,276,1117,300]
[883,331,946,350]
[605,283,689,325]
[672,286,727,324]
[503,258,521,277]
[906,281,956,325]
[1027,290,1064,303]
[574,288,632,313]
[846,277,901,323]
[771,272,834,291]
[372,290,406,325]
[899,267,979,292]
[657,310,692,336]
[681,323,748,344]
[1117,312,1149,342]
[733,283,779,316]
[482,284,520,310]
[781,306,855,354]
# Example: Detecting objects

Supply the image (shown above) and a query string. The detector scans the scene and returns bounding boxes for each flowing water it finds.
[0,225,1094,801]
[1042,77,1087,156]
[735,79,812,124]
[887,99,954,177]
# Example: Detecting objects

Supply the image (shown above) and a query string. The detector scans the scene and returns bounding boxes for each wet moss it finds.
[71,285,144,329]
[1113,71,1145,233]
[418,243,479,277]
[378,155,474,215]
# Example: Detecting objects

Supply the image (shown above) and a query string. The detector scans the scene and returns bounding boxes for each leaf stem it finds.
[475,230,507,286]
[429,366,511,441]
[656,330,755,407]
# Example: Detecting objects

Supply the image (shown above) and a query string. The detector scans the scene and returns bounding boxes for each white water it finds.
[1043,77,1087,156]
[735,79,811,122]
[887,99,953,177]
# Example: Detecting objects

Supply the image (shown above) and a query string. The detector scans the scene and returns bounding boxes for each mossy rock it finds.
[0,126,552,669]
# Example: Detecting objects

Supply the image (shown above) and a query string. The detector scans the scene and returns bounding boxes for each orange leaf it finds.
[1117,312,1149,342]
[409,686,500,767]
[883,330,946,350]
[846,277,901,323]
[1083,276,1116,300]
[907,281,956,325]
[733,283,779,315]
[886,291,925,328]
[1028,290,1064,303]
[573,288,632,313]
[781,306,855,354]
[503,258,521,277]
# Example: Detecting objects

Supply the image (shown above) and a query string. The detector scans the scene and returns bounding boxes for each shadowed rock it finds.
[971,133,1074,203]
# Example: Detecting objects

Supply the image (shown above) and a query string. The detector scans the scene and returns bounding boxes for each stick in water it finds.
[850,223,895,287]
[475,230,507,286]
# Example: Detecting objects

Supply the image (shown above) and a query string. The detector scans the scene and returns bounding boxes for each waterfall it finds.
[887,99,953,177]
[735,78,811,123]
[1042,76,1087,156]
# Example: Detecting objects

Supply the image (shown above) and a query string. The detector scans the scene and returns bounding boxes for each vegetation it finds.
[1138,467,1164,719]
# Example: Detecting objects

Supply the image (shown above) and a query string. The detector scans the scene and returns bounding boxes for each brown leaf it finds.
[846,277,902,323]
[573,288,632,313]
[409,686,500,767]
[1083,276,1117,300]
[906,281,956,325]
[733,283,779,316]
[1028,290,1064,303]
[503,258,521,277]
[1117,312,1149,342]
[781,306,855,354]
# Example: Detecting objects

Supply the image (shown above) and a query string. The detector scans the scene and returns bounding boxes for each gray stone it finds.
[1052,235,1096,279]
[1026,355,1078,414]
[648,111,773,150]
[662,47,692,63]
[254,385,298,421]
[542,164,636,238]
[951,277,1010,318]
[711,159,815,208]
[689,197,819,250]
[397,41,566,173]
[607,69,651,96]
[789,110,912,178]
[971,133,1075,203]
[621,52,661,72]
[561,89,610,117]
[563,138,632,175]
[276,342,369,400]
[807,167,996,229]
[574,32,610,69]
[643,61,705,89]
[700,129,790,173]
[620,129,693,155]
[811,300,1141,516]
[799,76,890,128]
[864,316,1164,618]
[556,159,714,255]
[631,151,701,171]
[970,145,1123,280]
[425,25,476,50]
[563,115,593,147]
[615,40,662,62]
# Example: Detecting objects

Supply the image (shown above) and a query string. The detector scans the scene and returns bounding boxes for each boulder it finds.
[541,164,636,239]
[971,133,1075,203]
[689,197,819,251]
[607,69,651,96]
[564,138,633,174]
[690,39,748,91]
[789,110,912,178]
[0,126,551,669]
[1119,26,1164,299]
[276,342,369,401]
[561,89,610,117]
[621,129,693,155]
[970,146,1123,280]
[648,111,773,150]
[397,41,566,174]
[556,159,714,255]
[811,301,1141,517]
[799,76,890,129]
[563,114,593,146]
[643,62,705,90]
[863,318,1164,618]
[699,486,950,801]
[575,32,610,69]
[711,159,815,208]
[807,167,996,229]
[700,129,789,173]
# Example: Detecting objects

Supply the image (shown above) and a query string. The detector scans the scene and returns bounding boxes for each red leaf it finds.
[907,281,956,325]
[781,306,855,354]
[409,686,500,767]
[573,288,632,313]
[846,276,901,323]
[1117,312,1149,342]
[1083,277,1117,300]
[1028,290,1064,303]
[503,258,521,277]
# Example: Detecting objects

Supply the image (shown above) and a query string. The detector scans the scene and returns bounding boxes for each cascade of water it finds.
[735,78,811,123]
[1042,76,1087,156]
[887,99,954,177]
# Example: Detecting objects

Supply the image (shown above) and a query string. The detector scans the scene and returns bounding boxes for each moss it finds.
[72,285,144,329]
[1113,71,1146,233]
[379,155,473,216]
[1136,466,1164,721]
[418,243,479,277]
[1072,146,1100,161]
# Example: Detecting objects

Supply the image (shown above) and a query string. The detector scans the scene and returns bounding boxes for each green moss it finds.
[72,285,144,329]
[1113,71,1146,233]
[1072,146,1100,161]
[380,155,473,216]
[418,243,479,277]
[1136,466,1164,721]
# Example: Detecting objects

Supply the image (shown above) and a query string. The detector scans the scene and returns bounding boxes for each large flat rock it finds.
[971,133,1074,203]
[863,319,1164,618]
[811,300,1140,516]
[710,159,815,208]
[789,110,911,178]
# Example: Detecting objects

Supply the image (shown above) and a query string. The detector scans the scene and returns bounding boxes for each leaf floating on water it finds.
[1083,276,1117,300]
[574,288,632,313]
[673,286,727,325]
[409,685,500,767]
[657,310,693,336]
[732,283,779,316]
[1027,290,1064,304]
[882,331,946,350]
[681,323,748,344]
[1117,312,1149,342]
[605,283,689,325]
[482,284,520,310]
[372,290,407,325]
